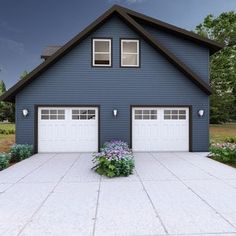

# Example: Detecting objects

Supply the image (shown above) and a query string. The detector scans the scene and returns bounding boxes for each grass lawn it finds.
[210,123,236,143]
[0,123,15,153]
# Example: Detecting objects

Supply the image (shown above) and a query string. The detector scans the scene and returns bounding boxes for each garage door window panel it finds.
[72,109,96,120]
[41,109,65,120]
[134,109,158,120]
[164,110,186,120]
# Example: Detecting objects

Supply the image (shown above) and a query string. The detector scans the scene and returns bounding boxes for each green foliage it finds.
[20,70,28,80]
[10,144,33,162]
[0,80,15,122]
[0,153,10,171]
[224,136,236,143]
[195,11,236,123]
[94,156,135,177]
[0,80,6,94]
[92,141,135,178]
[0,129,15,135]
[209,143,236,164]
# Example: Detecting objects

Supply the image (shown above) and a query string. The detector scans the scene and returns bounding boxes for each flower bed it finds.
[0,144,33,171]
[92,140,135,177]
[209,142,236,164]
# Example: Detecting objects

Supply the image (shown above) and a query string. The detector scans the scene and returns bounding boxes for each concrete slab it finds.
[20,182,99,236]
[135,154,177,181]
[0,183,12,193]
[0,154,54,184]
[0,152,236,235]
[62,153,100,183]
[20,153,79,183]
[95,181,166,235]
[185,179,236,228]
[0,183,55,236]
[225,180,236,189]
[179,154,236,180]
[153,153,214,180]
[143,180,235,234]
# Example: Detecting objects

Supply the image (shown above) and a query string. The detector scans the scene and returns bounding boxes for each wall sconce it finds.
[198,109,204,117]
[113,109,118,117]
[22,109,29,117]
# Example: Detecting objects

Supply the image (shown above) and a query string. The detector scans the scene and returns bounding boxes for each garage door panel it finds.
[38,107,98,152]
[132,107,189,152]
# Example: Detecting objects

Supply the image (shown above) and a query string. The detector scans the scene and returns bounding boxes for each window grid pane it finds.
[121,40,139,67]
[134,109,158,120]
[93,39,111,66]
[164,110,187,120]
[41,109,65,120]
[72,109,96,120]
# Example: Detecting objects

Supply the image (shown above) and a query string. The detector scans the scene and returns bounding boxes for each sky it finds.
[0,0,235,89]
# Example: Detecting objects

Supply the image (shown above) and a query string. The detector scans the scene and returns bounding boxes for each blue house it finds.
[0,5,222,153]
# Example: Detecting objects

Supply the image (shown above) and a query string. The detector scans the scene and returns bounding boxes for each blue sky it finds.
[0,0,236,89]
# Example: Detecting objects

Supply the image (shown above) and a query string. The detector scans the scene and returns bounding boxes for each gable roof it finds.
[0,5,223,102]
[118,5,223,55]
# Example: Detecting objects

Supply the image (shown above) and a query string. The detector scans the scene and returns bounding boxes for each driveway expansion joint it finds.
[150,153,236,231]
[16,153,81,236]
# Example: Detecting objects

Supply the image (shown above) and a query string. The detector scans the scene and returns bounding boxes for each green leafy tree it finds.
[195,11,236,123]
[20,70,28,80]
[0,80,15,122]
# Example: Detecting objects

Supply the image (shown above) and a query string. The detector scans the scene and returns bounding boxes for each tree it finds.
[0,80,6,94]
[195,12,236,123]
[20,70,28,80]
[0,80,15,122]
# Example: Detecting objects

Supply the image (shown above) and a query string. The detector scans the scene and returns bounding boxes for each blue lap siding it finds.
[16,16,209,152]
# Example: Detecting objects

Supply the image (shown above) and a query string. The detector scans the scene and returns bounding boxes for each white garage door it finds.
[38,107,98,152]
[132,107,189,152]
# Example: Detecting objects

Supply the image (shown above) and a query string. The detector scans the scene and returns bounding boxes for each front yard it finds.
[0,123,15,152]
[210,123,236,143]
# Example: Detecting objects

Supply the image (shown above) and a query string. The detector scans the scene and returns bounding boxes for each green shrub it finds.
[0,153,10,171]
[0,129,15,135]
[224,136,236,143]
[92,140,135,178]
[209,143,236,164]
[10,144,33,162]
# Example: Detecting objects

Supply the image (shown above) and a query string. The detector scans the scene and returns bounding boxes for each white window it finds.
[93,39,111,66]
[164,110,186,120]
[72,109,96,120]
[134,109,157,120]
[41,109,65,120]
[121,39,139,67]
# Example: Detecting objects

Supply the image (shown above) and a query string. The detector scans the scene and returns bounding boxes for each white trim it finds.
[121,39,139,67]
[92,39,111,67]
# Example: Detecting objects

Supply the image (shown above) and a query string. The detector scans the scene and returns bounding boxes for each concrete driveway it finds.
[1,152,236,236]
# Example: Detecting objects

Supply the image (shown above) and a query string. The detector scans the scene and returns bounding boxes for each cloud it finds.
[0,38,25,55]
[0,20,22,34]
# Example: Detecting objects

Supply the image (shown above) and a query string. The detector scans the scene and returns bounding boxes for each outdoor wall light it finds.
[198,109,204,117]
[113,109,118,117]
[22,109,29,117]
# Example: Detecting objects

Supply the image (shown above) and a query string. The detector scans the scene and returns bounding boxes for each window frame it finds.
[120,39,140,67]
[92,38,112,67]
